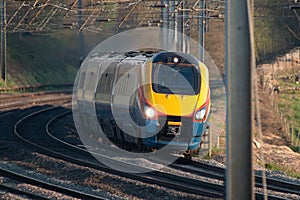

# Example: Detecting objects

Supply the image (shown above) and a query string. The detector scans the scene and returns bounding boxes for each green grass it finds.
[291,146,300,153]
[0,30,115,89]
[4,33,80,86]
[0,78,16,87]
[277,78,300,152]
[254,0,300,63]
[265,163,300,179]
[211,147,225,155]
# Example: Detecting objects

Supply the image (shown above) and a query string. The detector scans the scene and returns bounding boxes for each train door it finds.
[94,59,119,140]
[80,60,99,138]
[112,60,140,145]
[76,63,87,110]
[84,60,101,112]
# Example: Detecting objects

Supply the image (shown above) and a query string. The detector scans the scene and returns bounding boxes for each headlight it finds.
[195,108,206,120]
[145,106,156,118]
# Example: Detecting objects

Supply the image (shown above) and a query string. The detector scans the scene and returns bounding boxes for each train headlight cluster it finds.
[195,108,206,121]
[145,106,156,118]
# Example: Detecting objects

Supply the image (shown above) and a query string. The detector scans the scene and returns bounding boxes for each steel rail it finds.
[0,93,71,112]
[0,167,106,200]
[175,158,300,196]
[10,99,300,200]
[46,109,300,199]
[0,182,48,200]
[14,106,225,198]
[171,158,224,180]
[12,106,107,200]
[0,83,73,93]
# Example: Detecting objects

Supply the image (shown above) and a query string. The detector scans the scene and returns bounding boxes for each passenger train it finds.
[75,49,210,158]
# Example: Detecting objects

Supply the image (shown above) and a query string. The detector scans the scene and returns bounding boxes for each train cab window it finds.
[151,52,200,95]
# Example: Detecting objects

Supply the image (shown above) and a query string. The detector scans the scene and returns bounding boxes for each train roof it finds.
[87,50,201,67]
[88,49,161,62]
[152,51,200,66]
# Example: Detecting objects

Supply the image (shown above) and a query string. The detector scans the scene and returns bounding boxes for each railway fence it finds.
[258,47,300,150]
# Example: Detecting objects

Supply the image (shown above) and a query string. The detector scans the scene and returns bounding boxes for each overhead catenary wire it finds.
[3,0,225,33]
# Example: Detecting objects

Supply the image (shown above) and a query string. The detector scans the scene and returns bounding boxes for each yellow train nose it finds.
[150,93,199,116]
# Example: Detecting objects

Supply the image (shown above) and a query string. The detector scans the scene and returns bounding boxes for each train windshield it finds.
[152,63,200,95]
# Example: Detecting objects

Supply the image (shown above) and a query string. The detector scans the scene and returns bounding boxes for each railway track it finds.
[0,167,105,200]
[0,91,71,112]
[15,105,300,199]
[0,92,105,199]
[49,109,300,200]
[0,84,73,94]
[0,178,48,200]
[55,110,300,199]
[0,91,299,199]
[173,158,300,198]
[13,106,224,198]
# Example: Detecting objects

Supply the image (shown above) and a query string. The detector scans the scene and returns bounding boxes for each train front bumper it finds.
[143,119,205,151]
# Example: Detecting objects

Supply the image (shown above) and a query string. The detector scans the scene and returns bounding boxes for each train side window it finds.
[114,63,137,97]
[95,62,117,102]
[86,71,96,91]
[79,72,86,89]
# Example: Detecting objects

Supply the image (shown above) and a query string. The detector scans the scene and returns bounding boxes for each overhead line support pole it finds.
[183,0,189,53]
[225,0,254,199]
[199,0,205,61]
[176,0,183,51]
[169,0,176,50]
[162,0,169,49]
[78,0,85,65]
[1,0,6,82]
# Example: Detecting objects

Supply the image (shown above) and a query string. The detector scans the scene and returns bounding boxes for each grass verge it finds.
[265,163,300,179]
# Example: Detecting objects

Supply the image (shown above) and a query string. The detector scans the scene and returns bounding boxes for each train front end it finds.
[140,52,210,153]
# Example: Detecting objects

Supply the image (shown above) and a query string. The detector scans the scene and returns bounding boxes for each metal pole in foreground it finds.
[78,0,85,65]
[1,0,6,82]
[225,0,254,199]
